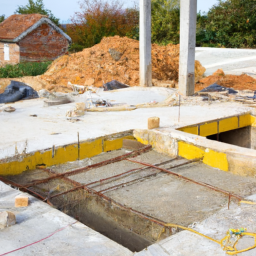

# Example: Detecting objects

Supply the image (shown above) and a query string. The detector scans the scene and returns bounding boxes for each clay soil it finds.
[41,36,205,91]
[195,69,256,92]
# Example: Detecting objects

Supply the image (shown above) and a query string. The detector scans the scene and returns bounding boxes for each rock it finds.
[4,106,16,112]
[38,89,51,98]
[0,211,16,229]
[108,48,123,61]
[84,78,95,86]
[15,194,29,207]
[148,117,160,130]
[66,102,85,117]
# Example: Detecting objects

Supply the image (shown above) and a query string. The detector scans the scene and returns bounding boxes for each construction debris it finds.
[15,194,29,208]
[0,211,16,229]
[199,83,238,94]
[103,80,129,91]
[196,69,256,92]
[0,80,38,103]
[4,106,16,112]
[66,102,86,117]
[148,117,160,129]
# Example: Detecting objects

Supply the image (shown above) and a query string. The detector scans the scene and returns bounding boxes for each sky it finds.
[1,0,219,23]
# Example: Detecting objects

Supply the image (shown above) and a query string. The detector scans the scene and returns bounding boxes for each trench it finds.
[2,141,256,252]
[207,126,256,149]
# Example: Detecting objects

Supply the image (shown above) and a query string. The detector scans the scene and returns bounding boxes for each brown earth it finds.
[195,69,256,92]
[41,36,206,90]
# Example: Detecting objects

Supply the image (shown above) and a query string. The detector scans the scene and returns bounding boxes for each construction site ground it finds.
[0,87,253,158]
[1,41,256,255]
[0,181,132,256]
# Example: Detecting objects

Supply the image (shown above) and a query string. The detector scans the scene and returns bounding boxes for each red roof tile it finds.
[0,14,47,40]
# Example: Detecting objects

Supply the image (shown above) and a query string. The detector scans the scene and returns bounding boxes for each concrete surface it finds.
[196,47,256,77]
[7,149,256,244]
[136,194,256,256]
[179,0,197,96]
[0,181,132,256]
[0,86,251,158]
[139,0,152,87]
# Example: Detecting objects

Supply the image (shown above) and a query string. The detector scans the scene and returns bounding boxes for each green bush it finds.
[203,0,256,48]
[151,0,180,45]
[0,61,52,78]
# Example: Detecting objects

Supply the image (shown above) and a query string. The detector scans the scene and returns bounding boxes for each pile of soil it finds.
[196,69,256,92]
[41,36,206,90]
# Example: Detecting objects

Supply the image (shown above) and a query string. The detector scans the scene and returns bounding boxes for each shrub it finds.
[204,0,256,48]
[67,0,139,52]
[0,61,52,78]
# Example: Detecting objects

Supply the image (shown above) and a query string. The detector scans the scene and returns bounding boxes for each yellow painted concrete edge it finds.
[178,113,255,137]
[135,132,229,172]
[178,141,229,171]
[0,133,135,176]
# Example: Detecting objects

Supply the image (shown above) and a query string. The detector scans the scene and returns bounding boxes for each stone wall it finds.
[19,23,69,62]
[0,42,20,66]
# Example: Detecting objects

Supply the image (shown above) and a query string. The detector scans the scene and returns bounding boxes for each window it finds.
[4,44,10,61]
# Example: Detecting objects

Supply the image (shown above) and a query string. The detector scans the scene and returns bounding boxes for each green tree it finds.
[204,0,256,48]
[0,15,5,23]
[15,0,60,26]
[151,0,180,45]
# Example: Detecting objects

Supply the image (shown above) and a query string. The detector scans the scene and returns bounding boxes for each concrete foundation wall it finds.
[0,42,20,66]
[19,23,69,62]
[134,128,256,177]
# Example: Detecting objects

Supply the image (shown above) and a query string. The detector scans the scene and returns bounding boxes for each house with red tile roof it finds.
[0,14,71,66]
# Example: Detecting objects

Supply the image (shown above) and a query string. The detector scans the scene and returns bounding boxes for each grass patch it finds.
[0,61,52,78]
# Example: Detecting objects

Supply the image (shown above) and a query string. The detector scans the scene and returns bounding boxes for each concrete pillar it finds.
[140,0,152,87]
[179,0,197,96]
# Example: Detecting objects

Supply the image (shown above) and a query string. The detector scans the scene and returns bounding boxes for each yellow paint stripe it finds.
[104,135,135,152]
[178,141,205,160]
[179,126,198,135]
[251,115,256,127]
[203,149,229,172]
[200,122,218,137]
[239,114,252,128]
[0,135,134,176]
[219,116,238,133]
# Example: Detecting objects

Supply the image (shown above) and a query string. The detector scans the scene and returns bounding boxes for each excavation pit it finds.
[2,136,256,252]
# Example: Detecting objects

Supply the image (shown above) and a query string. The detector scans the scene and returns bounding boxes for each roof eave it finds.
[0,17,72,44]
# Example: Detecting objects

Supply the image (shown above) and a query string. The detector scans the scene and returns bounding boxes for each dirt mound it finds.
[196,69,256,92]
[41,36,205,89]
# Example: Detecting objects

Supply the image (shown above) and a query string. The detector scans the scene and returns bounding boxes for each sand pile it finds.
[196,69,256,92]
[41,36,206,91]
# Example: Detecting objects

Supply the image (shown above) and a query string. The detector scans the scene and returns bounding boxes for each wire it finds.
[0,221,77,256]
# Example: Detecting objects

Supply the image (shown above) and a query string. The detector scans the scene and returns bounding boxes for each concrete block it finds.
[0,211,16,229]
[148,117,160,130]
[15,194,29,207]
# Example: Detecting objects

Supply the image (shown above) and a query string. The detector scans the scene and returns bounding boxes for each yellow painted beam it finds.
[240,114,252,128]
[179,126,198,135]
[219,116,238,133]
[200,122,218,137]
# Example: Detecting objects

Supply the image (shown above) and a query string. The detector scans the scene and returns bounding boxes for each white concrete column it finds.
[179,0,197,96]
[140,0,152,87]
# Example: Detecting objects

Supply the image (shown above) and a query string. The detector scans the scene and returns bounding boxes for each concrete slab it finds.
[0,181,132,256]
[137,197,256,256]
[0,87,251,158]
